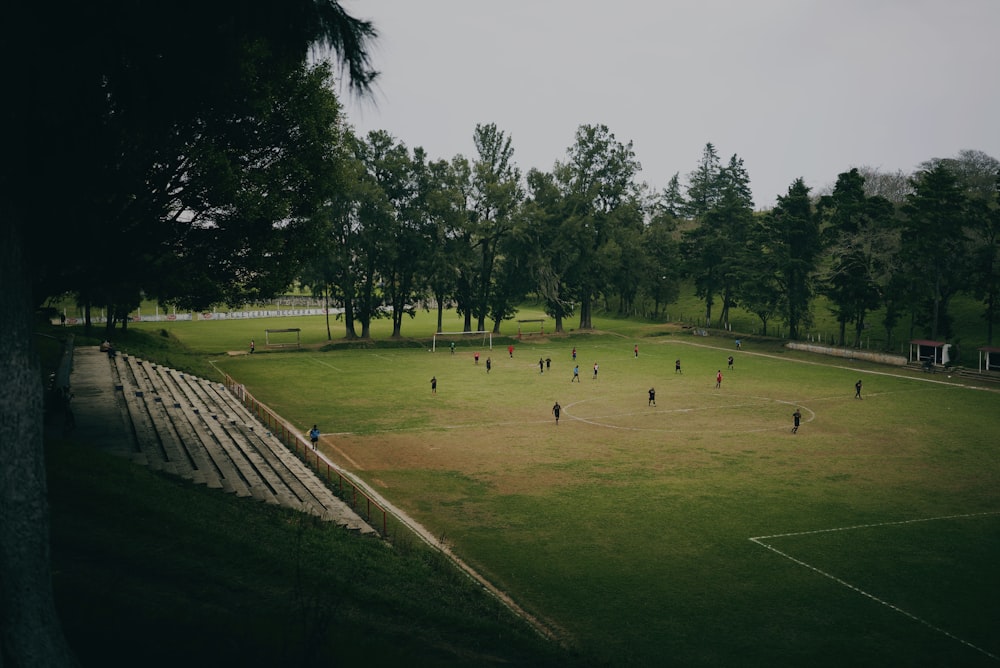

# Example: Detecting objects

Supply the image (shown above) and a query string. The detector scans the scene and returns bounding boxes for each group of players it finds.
[549,345,740,425]
[434,338,870,434]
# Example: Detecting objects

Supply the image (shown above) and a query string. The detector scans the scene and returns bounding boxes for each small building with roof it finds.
[909,339,952,368]
[977,346,1000,373]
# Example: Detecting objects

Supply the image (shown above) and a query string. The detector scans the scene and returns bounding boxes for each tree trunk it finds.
[324,289,332,341]
[0,219,78,667]
[341,298,357,340]
[579,297,593,330]
[434,291,444,334]
[104,303,116,339]
[554,313,563,333]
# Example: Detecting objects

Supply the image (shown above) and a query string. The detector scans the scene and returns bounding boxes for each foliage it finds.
[760,178,822,339]
[553,124,643,329]
[468,123,525,332]
[817,168,897,346]
[901,164,969,340]
[3,5,379,664]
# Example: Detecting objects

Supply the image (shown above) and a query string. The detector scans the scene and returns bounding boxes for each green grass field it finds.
[122,312,1000,667]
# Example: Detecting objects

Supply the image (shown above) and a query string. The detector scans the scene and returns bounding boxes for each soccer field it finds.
[191,323,1000,667]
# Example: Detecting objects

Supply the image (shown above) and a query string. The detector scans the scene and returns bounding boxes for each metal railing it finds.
[220,373,390,536]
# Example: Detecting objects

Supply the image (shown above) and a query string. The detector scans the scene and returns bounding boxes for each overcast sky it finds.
[341,0,1000,209]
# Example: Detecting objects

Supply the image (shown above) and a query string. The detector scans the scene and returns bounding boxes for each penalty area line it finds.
[310,355,344,372]
[750,511,1000,662]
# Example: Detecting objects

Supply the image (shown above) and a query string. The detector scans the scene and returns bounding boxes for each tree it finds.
[900,164,969,341]
[739,214,784,336]
[659,173,686,218]
[523,168,578,333]
[854,166,912,204]
[151,62,347,310]
[817,169,896,346]
[764,179,822,339]
[710,155,755,328]
[920,149,1000,201]
[641,205,682,318]
[306,137,371,340]
[683,142,723,218]
[1,3,377,665]
[373,140,425,338]
[349,130,412,338]
[300,130,365,342]
[917,150,1000,344]
[448,157,479,332]
[419,157,469,333]
[468,124,524,332]
[555,124,643,330]
[488,216,536,333]
[680,148,754,328]
[967,173,1000,344]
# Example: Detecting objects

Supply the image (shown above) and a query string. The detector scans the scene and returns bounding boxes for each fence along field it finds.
[150,316,1000,667]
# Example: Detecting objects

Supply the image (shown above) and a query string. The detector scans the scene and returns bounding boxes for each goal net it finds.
[264,328,301,348]
[432,330,492,352]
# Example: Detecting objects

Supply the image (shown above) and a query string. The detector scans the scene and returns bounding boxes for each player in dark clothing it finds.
[855,379,863,399]
[792,409,801,433]
[648,388,656,406]
[552,401,561,424]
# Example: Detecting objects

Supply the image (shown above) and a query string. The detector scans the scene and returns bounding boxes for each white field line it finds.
[327,398,816,436]
[310,356,344,372]
[326,386,932,437]
[672,339,1000,394]
[558,396,817,434]
[749,512,1000,662]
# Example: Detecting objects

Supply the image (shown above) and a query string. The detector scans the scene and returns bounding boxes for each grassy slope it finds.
[47,442,583,668]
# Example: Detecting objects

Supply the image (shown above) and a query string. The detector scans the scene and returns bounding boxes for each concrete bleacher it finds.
[77,347,373,534]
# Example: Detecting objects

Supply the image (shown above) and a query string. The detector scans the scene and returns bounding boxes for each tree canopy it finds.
[2,2,378,665]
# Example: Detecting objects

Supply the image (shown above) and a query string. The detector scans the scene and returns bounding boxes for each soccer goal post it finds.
[516,318,545,339]
[432,330,492,352]
[264,328,301,348]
